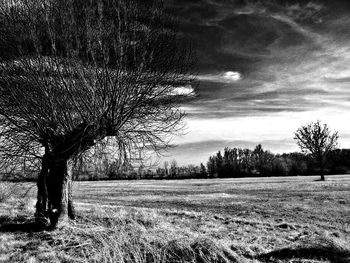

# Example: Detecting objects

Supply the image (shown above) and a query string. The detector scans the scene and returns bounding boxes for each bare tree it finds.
[0,0,194,228]
[163,161,169,176]
[170,159,178,178]
[294,120,338,181]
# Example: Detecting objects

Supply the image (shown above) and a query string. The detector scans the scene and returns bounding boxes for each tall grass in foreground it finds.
[41,207,350,263]
[53,207,243,263]
[1,203,350,262]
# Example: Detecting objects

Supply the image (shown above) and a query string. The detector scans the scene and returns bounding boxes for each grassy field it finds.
[1,175,350,262]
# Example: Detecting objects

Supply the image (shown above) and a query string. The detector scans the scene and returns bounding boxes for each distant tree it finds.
[187,164,196,177]
[282,152,308,176]
[207,156,216,177]
[229,148,240,176]
[199,163,207,177]
[240,149,253,175]
[0,0,194,228]
[216,151,223,176]
[156,167,165,177]
[170,159,178,178]
[222,147,236,177]
[163,161,169,177]
[253,144,264,173]
[294,121,338,181]
[272,157,289,177]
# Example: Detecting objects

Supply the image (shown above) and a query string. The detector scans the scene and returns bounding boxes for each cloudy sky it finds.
[161,0,350,165]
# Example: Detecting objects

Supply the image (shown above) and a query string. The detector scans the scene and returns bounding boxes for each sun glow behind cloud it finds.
[171,85,194,96]
[223,71,241,81]
[197,71,241,83]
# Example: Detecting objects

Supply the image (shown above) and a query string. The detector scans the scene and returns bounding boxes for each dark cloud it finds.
[161,0,350,164]
[219,13,308,55]
[174,0,350,117]
[324,77,350,83]
[165,0,329,71]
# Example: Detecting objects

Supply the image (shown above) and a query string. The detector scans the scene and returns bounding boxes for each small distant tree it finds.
[199,163,207,177]
[170,159,178,178]
[216,151,223,176]
[163,161,169,177]
[187,164,196,177]
[294,121,338,181]
[253,144,264,174]
[207,156,215,178]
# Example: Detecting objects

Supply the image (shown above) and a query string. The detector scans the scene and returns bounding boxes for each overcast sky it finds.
[161,0,350,165]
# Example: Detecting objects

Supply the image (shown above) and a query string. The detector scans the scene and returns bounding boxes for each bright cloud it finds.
[171,85,194,96]
[197,71,241,83]
[223,71,241,81]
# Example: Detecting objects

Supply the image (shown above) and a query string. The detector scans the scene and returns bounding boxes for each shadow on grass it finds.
[314,178,325,182]
[257,246,350,263]
[0,215,46,232]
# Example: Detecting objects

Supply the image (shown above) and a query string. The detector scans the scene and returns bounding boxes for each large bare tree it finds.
[0,0,194,228]
[294,120,338,181]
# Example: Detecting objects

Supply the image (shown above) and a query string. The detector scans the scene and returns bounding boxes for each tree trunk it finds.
[35,154,50,228]
[67,160,76,220]
[35,156,75,229]
[320,158,325,181]
[320,164,325,181]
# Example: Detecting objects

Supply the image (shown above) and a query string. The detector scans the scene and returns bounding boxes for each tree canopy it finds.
[0,0,195,228]
[294,120,338,181]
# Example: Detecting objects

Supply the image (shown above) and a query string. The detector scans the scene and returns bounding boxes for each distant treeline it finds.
[2,144,350,181]
[205,145,350,178]
[83,144,350,180]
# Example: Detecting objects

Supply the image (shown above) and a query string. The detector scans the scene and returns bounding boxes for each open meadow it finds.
[1,175,350,262]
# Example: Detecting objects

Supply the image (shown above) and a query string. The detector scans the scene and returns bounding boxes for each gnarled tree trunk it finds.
[35,155,75,229]
[35,154,50,227]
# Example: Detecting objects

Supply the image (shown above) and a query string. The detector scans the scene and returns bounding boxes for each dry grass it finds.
[0,207,245,263]
[0,175,350,262]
